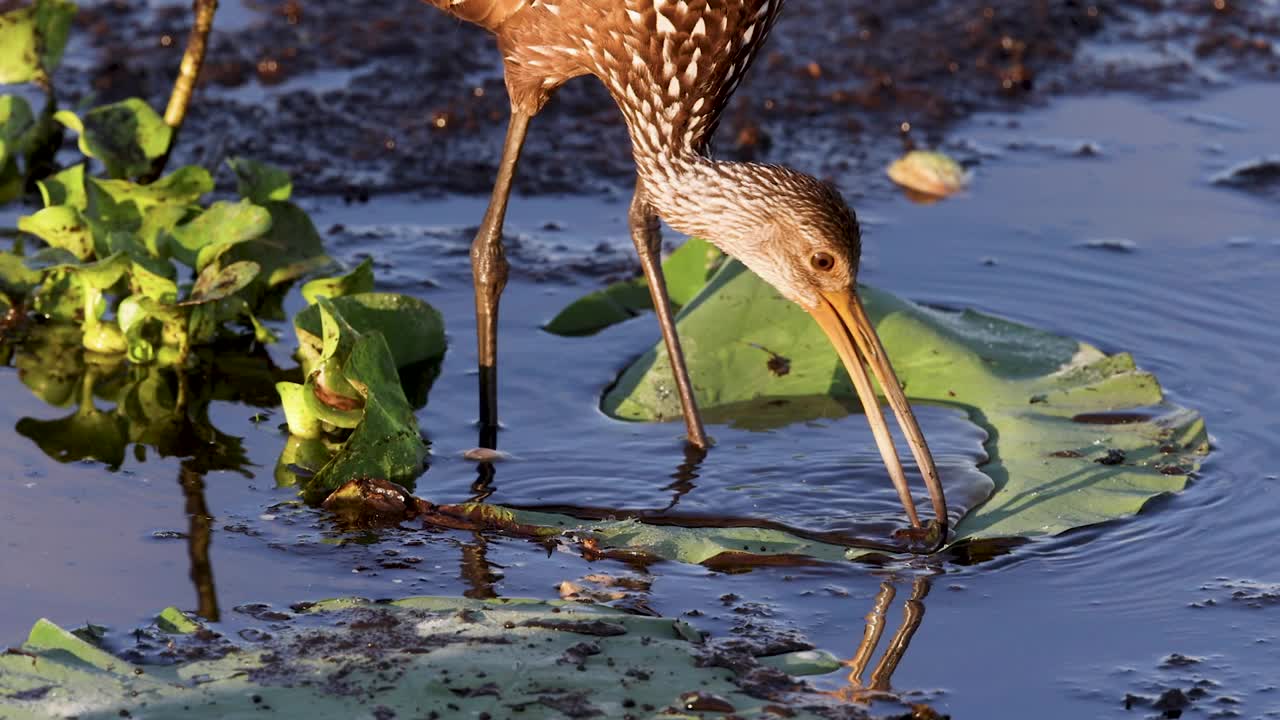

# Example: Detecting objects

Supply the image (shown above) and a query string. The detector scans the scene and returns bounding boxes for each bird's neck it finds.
[636,152,777,258]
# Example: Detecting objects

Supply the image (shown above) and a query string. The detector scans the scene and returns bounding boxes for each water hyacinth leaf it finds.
[0,252,41,297]
[85,165,213,228]
[0,94,36,168]
[36,160,85,208]
[182,260,260,305]
[276,381,322,439]
[32,0,76,74]
[0,5,42,84]
[300,256,374,304]
[117,295,156,364]
[887,149,968,198]
[0,598,850,720]
[166,199,271,269]
[18,205,94,259]
[592,260,1206,548]
[55,99,172,179]
[227,155,292,203]
[545,237,724,336]
[282,299,429,495]
[294,292,446,372]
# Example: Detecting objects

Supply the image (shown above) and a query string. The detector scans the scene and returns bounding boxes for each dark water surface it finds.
[3,81,1279,717]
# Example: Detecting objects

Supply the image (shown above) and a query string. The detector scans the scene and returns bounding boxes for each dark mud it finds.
[68,1,1280,197]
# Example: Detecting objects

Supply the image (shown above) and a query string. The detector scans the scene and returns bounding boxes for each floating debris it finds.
[886,150,969,198]
[1210,156,1280,198]
[462,447,512,462]
[1077,237,1138,253]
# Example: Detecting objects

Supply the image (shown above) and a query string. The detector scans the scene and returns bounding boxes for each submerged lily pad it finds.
[0,597,852,719]
[535,250,1206,557]
[544,237,724,336]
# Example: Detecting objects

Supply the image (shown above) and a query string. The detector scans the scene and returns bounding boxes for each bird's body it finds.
[422,0,947,544]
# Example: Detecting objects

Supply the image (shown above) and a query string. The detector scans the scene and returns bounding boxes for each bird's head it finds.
[714,165,949,542]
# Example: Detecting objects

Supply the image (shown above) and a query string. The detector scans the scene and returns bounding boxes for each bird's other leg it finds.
[629,183,710,449]
[472,109,533,448]
[148,0,218,181]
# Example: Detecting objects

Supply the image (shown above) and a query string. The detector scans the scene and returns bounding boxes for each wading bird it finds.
[164,0,948,543]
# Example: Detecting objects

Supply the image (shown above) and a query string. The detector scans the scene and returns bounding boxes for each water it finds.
[2,82,1279,717]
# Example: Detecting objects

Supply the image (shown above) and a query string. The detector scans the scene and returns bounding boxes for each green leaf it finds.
[276,381,322,439]
[0,6,42,85]
[545,237,724,336]
[280,298,429,496]
[33,0,76,76]
[294,292,446,373]
[300,256,374,304]
[0,94,36,168]
[55,99,172,179]
[35,161,85,208]
[599,261,1207,546]
[0,251,41,297]
[18,205,94,259]
[1,598,848,720]
[85,165,212,230]
[154,607,200,634]
[166,199,271,269]
[227,155,292,203]
[183,260,260,305]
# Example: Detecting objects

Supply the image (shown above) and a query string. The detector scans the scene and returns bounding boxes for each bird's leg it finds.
[629,183,710,449]
[147,0,218,181]
[471,109,532,447]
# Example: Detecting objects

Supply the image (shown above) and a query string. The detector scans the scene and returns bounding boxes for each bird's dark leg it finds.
[472,109,532,447]
[629,182,710,449]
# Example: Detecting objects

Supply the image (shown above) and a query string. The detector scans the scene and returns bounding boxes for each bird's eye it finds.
[810,251,836,272]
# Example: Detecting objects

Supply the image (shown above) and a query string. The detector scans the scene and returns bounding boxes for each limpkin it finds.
[162,0,948,539]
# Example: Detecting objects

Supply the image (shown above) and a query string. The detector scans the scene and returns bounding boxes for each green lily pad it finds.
[300,256,374,304]
[55,99,171,180]
[538,252,1207,555]
[545,237,724,336]
[0,597,851,720]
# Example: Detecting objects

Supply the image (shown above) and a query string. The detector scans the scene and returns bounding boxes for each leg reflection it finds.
[179,462,219,622]
[459,534,502,600]
[658,443,707,512]
[833,576,932,702]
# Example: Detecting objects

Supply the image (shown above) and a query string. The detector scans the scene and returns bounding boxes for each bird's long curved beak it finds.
[808,288,948,537]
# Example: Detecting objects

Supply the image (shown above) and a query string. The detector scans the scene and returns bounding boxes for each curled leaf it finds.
[887,149,968,198]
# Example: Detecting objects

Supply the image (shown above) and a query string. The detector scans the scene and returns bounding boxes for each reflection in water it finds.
[7,329,291,624]
[179,463,220,622]
[459,534,502,600]
[832,576,932,703]
[658,443,706,512]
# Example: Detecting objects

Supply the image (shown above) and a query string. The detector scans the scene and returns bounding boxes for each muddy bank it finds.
[69,1,1280,198]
